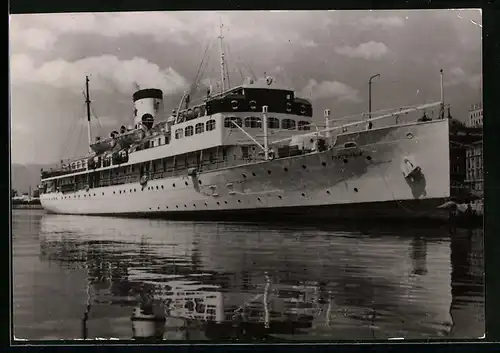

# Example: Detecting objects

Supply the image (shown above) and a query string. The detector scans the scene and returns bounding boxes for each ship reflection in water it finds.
[12,210,484,341]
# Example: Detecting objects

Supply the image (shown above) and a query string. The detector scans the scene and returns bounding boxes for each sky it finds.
[9,9,482,165]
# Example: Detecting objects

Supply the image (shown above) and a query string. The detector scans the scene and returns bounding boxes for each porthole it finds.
[366,156,372,161]
[113,191,116,194]
[217,202,220,206]
[242,173,247,178]
[134,189,136,192]
[257,197,261,202]
[185,181,188,186]
[156,186,159,190]
[252,172,256,177]
[129,189,132,193]
[199,180,202,185]
[205,202,208,206]
[224,201,228,204]
[238,199,242,203]
[193,204,196,207]
[321,162,326,167]
[119,190,122,194]
[284,167,288,172]
[157,207,160,210]
[343,159,348,164]
[354,188,359,192]
[176,205,179,208]
[93,193,96,196]
[278,195,282,199]
[302,165,307,169]
[102,192,104,196]
[173,183,176,187]
[267,170,272,174]
[166,206,169,209]
[326,190,331,194]
[184,205,187,208]
[161,185,164,189]
[149,207,152,210]
[301,193,306,197]
[406,132,414,139]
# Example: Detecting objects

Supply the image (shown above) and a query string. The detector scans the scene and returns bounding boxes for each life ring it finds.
[140,175,148,186]
[286,102,292,112]
[300,105,306,115]
[231,100,238,111]
[249,100,257,110]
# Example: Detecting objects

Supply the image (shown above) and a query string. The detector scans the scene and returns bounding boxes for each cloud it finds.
[335,41,389,59]
[360,16,405,28]
[10,54,189,96]
[301,79,360,102]
[12,28,57,50]
[445,66,482,88]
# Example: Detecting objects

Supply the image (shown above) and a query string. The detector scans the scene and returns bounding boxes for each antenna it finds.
[218,20,225,93]
[85,76,92,153]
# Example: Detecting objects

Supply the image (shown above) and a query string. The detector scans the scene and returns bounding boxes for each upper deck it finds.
[41,81,314,182]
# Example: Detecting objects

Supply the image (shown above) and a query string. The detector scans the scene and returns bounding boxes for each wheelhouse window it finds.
[267,117,280,129]
[175,128,184,139]
[185,125,194,137]
[245,116,262,128]
[298,120,311,131]
[195,123,204,134]
[224,117,243,128]
[282,119,296,130]
[206,119,216,131]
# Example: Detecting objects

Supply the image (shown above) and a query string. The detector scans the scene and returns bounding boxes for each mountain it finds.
[11,163,57,195]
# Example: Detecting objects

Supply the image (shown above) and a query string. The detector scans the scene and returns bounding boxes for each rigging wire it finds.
[60,103,87,162]
[224,42,232,89]
[191,39,212,95]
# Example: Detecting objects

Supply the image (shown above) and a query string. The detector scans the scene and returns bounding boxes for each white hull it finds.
[41,120,450,221]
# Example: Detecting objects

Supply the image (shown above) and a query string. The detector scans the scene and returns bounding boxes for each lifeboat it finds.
[90,137,117,153]
[115,128,146,149]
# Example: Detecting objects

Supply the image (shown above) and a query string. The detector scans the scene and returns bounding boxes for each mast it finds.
[85,76,92,153]
[440,69,444,119]
[218,22,225,93]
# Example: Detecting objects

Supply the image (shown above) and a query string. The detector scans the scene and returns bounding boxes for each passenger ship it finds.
[39,32,452,222]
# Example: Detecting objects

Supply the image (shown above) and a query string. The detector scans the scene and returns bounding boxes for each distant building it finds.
[465,140,484,196]
[467,103,483,128]
[465,104,483,199]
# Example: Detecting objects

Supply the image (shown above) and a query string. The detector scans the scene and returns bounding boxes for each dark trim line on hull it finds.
[44,198,481,227]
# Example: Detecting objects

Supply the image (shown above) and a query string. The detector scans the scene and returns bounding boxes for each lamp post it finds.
[368,73,380,120]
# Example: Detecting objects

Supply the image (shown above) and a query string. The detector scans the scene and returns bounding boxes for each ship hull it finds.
[41,119,451,222]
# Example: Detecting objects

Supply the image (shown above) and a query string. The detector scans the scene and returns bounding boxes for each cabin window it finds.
[206,119,216,131]
[185,125,194,137]
[282,119,296,130]
[245,116,262,128]
[267,117,280,129]
[150,140,155,148]
[298,121,311,131]
[195,123,204,134]
[77,161,82,169]
[224,117,243,128]
[175,128,184,139]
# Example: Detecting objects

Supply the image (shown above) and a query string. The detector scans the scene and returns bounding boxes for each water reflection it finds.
[13,211,484,340]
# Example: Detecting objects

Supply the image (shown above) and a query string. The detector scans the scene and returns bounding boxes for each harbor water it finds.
[12,209,484,341]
